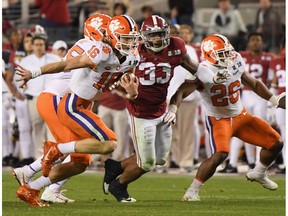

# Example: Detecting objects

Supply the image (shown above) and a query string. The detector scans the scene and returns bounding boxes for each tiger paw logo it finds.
[202,40,216,52]
[109,20,122,32]
[89,17,103,29]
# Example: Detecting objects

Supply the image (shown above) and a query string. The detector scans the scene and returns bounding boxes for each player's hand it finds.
[213,69,231,84]
[15,65,32,88]
[277,92,285,109]
[119,73,139,99]
[163,104,177,125]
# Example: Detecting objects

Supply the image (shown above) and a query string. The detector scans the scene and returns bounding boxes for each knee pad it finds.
[70,153,91,167]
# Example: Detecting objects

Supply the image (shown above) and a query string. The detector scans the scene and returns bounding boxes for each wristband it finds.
[268,95,278,106]
[126,93,138,100]
[168,104,178,113]
[30,68,42,78]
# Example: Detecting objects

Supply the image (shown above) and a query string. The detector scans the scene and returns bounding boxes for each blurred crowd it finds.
[2,0,286,173]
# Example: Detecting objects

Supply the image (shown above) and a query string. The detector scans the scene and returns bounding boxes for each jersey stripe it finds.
[123,15,136,32]
[205,116,216,154]
[65,93,109,141]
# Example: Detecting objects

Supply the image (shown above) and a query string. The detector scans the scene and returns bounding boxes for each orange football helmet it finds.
[107,15,140,56]
[84,14,111,42]
[201,34,236,68]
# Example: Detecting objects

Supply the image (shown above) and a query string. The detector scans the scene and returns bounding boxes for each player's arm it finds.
[164,80,201,123]
[180,54,230,84]
[241,71,285,109]
[15,54,95,88]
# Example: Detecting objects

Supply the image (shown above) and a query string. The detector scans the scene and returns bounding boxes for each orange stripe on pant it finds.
[206,109,281,153]
[37,92,91,166]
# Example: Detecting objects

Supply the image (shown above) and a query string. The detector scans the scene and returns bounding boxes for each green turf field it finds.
[2,171,285,216]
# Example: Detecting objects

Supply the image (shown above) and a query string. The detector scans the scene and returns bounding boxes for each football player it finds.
[167,34,285,201]
[15,14,139,207]
[102,15,232,202]
[223,32,275,173]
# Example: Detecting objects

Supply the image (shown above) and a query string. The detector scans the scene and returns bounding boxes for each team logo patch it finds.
[202,40,216,52]
[89,17,103,29]
[109,20,122,32]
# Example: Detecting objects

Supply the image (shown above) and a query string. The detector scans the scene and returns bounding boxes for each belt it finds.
[25,94,34,100]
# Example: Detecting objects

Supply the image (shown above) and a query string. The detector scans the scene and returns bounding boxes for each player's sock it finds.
[48,155,71,192]
[28,157,42,176]
[253,162,267,173]
[190,178,204,191]
[57,141,76,154]
[28,176,52,190]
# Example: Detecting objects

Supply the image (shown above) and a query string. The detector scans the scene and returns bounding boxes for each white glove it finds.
[213,69,231,84]
[164,104,177,124]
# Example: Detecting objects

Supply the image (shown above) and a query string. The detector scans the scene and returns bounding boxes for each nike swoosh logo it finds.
[44,148,53,161]
[233,70,239,75]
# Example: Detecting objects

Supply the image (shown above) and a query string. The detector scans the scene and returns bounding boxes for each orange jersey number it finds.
[93,72,123,92]
[211,80,241,106]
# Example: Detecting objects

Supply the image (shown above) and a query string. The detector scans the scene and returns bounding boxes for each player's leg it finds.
[16,157,88,207]
[182,116,231,201]
[105,116,159,202]
[42,93,117,176]
[235,112,282,190]
[220,137,242,173]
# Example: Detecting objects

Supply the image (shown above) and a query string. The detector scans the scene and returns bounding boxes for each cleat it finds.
[41,188,75,203]
[108,179,136,203]
[182,188,201,202]
[246,169,278,190]
[219,164,238,174]
[16,183,49,207]
[42,141,63,177]
[13,165,31,186]
[103,159,122,195]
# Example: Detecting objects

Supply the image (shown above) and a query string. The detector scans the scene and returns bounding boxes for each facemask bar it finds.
[114,33,140,56]
[211,44,236,68]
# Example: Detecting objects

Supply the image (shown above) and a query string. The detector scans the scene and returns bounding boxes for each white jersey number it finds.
[276,69,286,88]
[246,63,263,82]
[138,62,171,85]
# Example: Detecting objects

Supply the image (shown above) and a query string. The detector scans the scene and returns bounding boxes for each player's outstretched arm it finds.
[241,71,285,109]
[15,55,95,88]
[180,54,231,84]
[164,80,200,124]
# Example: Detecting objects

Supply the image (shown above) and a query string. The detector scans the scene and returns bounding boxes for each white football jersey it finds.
[68,39,140,100]
[199,53,245,118]
[43,71,73,97]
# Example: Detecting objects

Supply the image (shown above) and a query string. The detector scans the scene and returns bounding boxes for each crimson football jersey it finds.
[269,56,286,94]
[126,37,187,119]
[240,51,274,90]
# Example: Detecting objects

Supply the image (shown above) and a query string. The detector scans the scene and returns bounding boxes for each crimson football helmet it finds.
[201,34,236,68]
[140,15,170,52]
[107,15,140,56]
[84,14,111,42]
